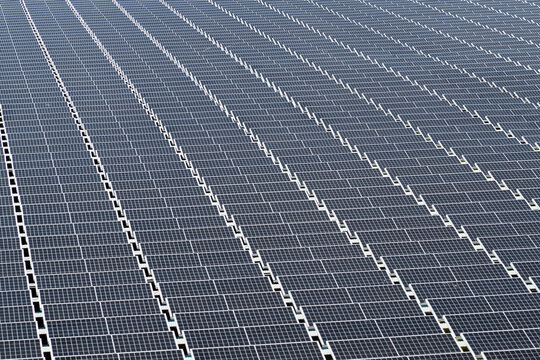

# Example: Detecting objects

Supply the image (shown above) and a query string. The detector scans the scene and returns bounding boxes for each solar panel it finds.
[2,0,540,357]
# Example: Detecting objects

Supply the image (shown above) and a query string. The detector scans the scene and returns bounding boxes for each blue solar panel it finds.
[2,0,540,358]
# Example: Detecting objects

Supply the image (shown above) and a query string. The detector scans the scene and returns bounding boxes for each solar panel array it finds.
[2,0,540,359]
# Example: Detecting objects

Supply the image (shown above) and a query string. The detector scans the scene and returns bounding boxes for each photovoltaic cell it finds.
[1,0,539,358]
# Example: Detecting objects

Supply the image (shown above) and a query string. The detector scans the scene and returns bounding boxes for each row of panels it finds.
[2,0,540,359]
[106,0,540,357]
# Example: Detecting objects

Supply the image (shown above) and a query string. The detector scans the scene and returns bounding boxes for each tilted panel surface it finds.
[1,0,540,359]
